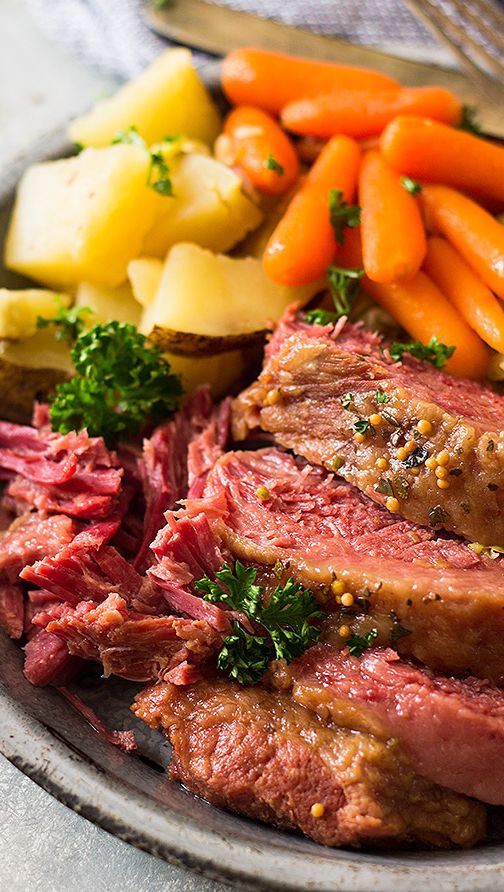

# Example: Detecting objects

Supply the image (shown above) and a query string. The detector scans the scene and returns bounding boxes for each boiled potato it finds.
[127,258,163,308]
[0,289,70,339]
[167,349,249,399]
[75,281,142,327]
[140,243,322,348]
[69,49,221,148]
[0,327,73,423]
[142,154,263,257]
[5,145,156,289]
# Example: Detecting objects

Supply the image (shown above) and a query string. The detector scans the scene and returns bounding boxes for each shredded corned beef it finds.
[58,686,137,752]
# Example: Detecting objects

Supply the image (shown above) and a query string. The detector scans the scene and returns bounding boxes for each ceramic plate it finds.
[1,64,504,892]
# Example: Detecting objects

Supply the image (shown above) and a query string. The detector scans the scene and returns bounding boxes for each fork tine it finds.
[404,0,504,85]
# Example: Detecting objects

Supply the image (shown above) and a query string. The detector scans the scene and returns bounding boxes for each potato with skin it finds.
[75,281,142,328]
[140,243,323,348]
[5,145,157,289]
[69,49,221,149]
[0,327,73,424]
[141,153,263,257]
[0,289,70,339]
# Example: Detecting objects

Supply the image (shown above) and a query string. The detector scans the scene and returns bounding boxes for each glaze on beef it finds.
[132,679,486,849]
[155,447,504,682]
[233,310,504,546]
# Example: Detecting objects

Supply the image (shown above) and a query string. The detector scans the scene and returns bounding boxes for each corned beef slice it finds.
[233,311,504,546]
[23,630,83,686]
[133,679,485,849]
[0,513,75,582]
[41,593,222,683]
[292,644,504,806]
[135,386,218,571]
[58,686,137,752]
[0,422,122,519]
[162,447,504,682]
[0,583,23,638]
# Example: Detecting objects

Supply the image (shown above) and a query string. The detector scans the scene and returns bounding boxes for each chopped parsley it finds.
[354,419,371,435]
[37,302,93,346]
[195,561,323,685]
[389,336,455,369]
[49,321,182,444]
[327,265,364,318]
[428,504,451,527]
[264,153,285,175]
[389,611,411,646]
[347,628,378,657]
[401,176,422,195]
[112,125,174,196]
[341,392,354,409]
[459,105,483,137]
[303,308,339,326]
[402,445,429,468]
[375,390,389,404]
[328,189,361,245]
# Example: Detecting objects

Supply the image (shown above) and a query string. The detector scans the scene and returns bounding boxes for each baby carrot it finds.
[424,236,504,354]
[281,86,462,139]
[359,151,426,283]
[263,135,361,286]
[222,106,299,195]
[420,185,504,300]
[362,272,489,379]
[222,47,399,115]
[381,116,504,206]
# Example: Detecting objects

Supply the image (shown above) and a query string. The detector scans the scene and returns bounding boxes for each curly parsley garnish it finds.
[49,321,182,444]
[195,561,324,685]
[329,189,361,245]
[112,125,174,197]
[37,302,93,346]
[389,336,455,369]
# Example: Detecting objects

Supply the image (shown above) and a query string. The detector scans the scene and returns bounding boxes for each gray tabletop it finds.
[0,2,229,889]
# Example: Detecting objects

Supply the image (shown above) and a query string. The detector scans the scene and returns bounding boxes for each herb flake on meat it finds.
[389,336,455,369]
[402,446,429,468]
[347,628,379,657]
[429,504,451,527]
[195,561,323,685]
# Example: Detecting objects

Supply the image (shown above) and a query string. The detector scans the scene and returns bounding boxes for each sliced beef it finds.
[135,386,216,571]
[159,447,504,682]
[0,422,123,520]
[291,644,504,805]
[58,687,137,752]
[187,397,231,498]
[133,679,485,849]
[23,630,83,686]
[0,513,75,582]
[0,583,24,639]
[233,310,504,546]
[40,593,222,683]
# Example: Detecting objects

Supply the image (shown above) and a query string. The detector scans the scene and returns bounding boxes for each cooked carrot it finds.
[420,185,504,300]
[281,87,462,139]
[359,151,426,284]
[222,47,399,115]
[222,106,299,196]
[424,236,504,354]
[381,116,504,206]
[263,135,361,286]
[296,136,327,165]
[362,272,489,379]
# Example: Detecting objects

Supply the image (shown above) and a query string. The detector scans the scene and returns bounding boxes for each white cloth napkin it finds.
[25,0,435,78]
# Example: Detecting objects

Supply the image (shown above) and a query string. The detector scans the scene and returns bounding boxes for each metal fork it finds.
[403,0,504,95]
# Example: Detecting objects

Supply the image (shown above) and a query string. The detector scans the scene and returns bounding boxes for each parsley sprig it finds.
[37,302,93,346]
[329,189,361,245]
[389,336,455,369]
[195,561,324,685]
[49,321,182,444]
[328,265,364,318]
[112,126,174,197]
[347,628,379,657]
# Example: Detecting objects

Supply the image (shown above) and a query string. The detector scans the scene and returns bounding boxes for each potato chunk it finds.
[69,49,221,148]
[127,258,163,308]
[75,281,142,327]
[140,243,322,341]
[0,289,70,339]
[5,145,156,288]
[142,154,263,257]
[167,350,248,399]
